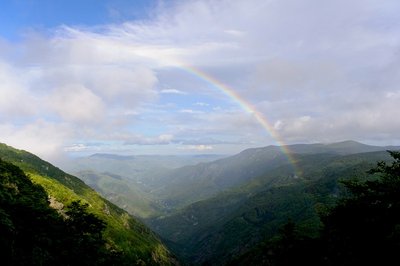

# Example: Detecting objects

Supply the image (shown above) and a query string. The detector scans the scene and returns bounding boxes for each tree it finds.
[321,151,400,265]
[0,159,121,265]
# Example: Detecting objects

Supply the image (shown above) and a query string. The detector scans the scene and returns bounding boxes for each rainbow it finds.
[181,65,301,176]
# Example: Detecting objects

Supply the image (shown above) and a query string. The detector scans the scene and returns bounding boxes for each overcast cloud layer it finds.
[1,0,400,161]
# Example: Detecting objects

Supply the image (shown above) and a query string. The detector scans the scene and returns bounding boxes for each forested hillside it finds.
[0,143,177,265]
[144,144,397,264]
[5,141,398,265]
[0,158,120,265]
[231,151,400,265]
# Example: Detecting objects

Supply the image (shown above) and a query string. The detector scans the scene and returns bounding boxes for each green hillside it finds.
[62,153,225,219]
[0,158,120,265]
[230,151,400,265]
[148,150,394,265]
[76,170,162,218]
[0,143,177,265]
[26,140,397,265]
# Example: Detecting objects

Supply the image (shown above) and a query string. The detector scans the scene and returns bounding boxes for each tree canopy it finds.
[231,151,400,265]
[0,158,121,265]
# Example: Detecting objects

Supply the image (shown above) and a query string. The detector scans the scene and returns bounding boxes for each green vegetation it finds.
[148,150,393,264]
[5,140,397,265]
[76,170,162,218]
[63,153,224,219]
[231,151,400,265]
[0,158,120,265]
[0,143,177,265]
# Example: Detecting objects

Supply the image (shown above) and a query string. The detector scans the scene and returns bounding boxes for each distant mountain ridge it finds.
[65,140,400,217]
[89,153,225,160]
[90,153,137,160]
[62,153,226,217]
[288,140,397,154]
[141,140,399,209]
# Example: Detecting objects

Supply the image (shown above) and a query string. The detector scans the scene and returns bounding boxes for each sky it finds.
[1,0,400,161]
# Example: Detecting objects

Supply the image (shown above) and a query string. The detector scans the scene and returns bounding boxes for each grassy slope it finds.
[0,143,177,265]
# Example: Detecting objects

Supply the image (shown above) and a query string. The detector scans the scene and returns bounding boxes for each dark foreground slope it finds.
[231,151,400,266]
[0,143,178,265]
[0,158,120,265]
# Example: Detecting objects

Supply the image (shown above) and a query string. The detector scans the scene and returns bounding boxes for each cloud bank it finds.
[1,0,400,160]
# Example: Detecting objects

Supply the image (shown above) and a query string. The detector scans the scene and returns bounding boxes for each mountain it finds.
[0,143,178,265]
[142,140,397,210]
[64,153,225,181]
[289,140,398,154]
[47,140,399,265]
[75,169,162,218]
[230,151,400,266]
[62,153,225,218]
[144,142,398,264]
[0,158,120,265]
[64,141,394,218]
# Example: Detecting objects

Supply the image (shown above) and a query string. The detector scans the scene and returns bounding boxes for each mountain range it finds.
[2,140,399,265]
[63,140,399,264]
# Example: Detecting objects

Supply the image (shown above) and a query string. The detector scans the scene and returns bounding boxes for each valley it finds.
[2,1,398,265]
[61,140,399,265]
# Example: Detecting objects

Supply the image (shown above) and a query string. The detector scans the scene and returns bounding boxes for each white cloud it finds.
[0,121,72,160]
[385,91,400,99]
[0,61,37,118]
[1,0,400,160]
[124,134,174,145]
[48,84,105,124]
[64,143,88,152]
[179,109,204,114]
[179,145,214,151]
[86,66,158,103]
[160,88,187,94]
[194,102,210,106]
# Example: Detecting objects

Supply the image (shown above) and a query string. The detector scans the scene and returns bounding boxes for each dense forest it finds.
[0,158,120,265]
[230,151,400,265]
[143,144,396,264]
[0,143,177,265]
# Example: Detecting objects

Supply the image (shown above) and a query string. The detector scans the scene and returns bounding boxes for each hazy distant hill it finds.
[62,153,225,218]
[64,153,225,180]
[289,140,398,154]
[143,140,397,209]
[0,143,177,265]
[64,141,396,217]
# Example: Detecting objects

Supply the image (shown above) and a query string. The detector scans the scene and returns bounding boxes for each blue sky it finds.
[0,0,155,39]
[1,0,400,161]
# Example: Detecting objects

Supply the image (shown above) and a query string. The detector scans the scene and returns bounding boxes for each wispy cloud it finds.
[123,134,174,145]
[160,88,187,95]
[179,145,214,151]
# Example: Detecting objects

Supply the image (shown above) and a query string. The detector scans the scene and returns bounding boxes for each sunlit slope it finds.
[0,143,177,265]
